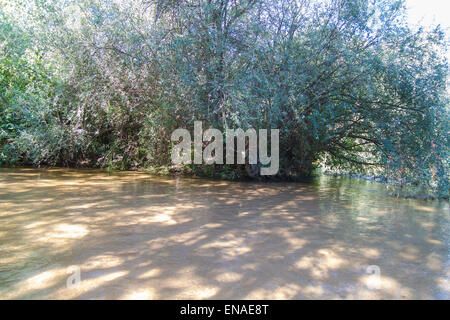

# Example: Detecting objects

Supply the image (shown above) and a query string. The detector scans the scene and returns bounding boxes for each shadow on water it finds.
[0,168,448,299]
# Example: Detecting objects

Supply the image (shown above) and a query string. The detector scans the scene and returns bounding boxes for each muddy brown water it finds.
[0,168,448,299]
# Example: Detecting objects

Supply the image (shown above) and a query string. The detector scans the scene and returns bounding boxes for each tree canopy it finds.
[0,0,448,198]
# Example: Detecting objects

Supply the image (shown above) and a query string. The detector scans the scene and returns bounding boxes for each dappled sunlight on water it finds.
[0,168,448,299]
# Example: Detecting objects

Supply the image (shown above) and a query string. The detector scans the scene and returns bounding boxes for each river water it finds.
[0,168,448,299]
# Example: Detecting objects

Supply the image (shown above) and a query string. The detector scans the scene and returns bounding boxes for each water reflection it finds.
[0,168,448,299]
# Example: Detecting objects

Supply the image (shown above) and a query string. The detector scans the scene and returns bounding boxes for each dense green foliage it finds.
[0,0,448,198]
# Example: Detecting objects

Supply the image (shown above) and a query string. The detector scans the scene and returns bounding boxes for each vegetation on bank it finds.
[0,0,448,199]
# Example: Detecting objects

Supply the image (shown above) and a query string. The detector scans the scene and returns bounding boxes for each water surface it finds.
[0,168,448,299]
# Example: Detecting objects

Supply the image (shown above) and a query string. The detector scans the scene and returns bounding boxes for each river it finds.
[0,168,448,299]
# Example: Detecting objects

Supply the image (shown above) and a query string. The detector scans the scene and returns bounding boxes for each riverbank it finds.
[3,164,448,201]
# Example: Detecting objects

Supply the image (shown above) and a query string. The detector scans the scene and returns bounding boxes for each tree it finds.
[1,0,448,198]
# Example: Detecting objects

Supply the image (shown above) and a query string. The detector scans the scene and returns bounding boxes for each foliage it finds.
[0,0,448,199]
